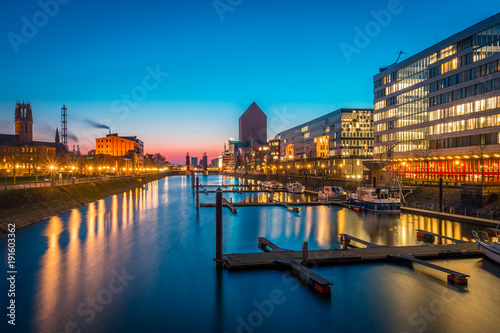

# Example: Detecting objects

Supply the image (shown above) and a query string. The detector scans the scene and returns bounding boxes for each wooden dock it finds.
[222,198,237,214]
[224,242,481,268]
[267,197,300,212]
[200,201,334,208]
[223,237,482,291]
[388,254,470,284]
[256,238,333,293]
[339,234,387,248]
[199,184,252,188]
[203,190,287,193]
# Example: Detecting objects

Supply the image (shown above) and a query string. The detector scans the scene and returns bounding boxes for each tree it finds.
[152,153,167,167]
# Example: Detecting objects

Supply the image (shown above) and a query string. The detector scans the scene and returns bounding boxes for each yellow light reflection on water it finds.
[112,195,119,234]
[122,192,128,229]
[35,215,63,328]
[65,209,81,307]
[337,209,345,236]
[315,206,331,248]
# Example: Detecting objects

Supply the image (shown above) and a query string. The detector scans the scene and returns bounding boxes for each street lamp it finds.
[49,165,55,182]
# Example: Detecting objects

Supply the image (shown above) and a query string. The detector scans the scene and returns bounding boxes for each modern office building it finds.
[278,108,374,177]
[239,102,267,145]
[373,13,500,182]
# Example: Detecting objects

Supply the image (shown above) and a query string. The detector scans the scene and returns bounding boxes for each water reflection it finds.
[3,175,499,333]
[35,215,63,330]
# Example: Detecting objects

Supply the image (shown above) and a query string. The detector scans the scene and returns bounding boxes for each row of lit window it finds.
[397,111,429,128]
[1,147,49,153]
[340,140,372,147]
[429,132,498,150]
[429,96,500,121]
[474,43,500,62]
[374,108,397,122]
[429,77,500,107]
[430,58,500,93]
[340,131,373,138]
[430,114,500,135]
[397,86,428,107]
[473,23,500,62]
[374,132,397,143]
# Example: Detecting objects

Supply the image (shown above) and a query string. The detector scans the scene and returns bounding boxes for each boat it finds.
[347,186,401,212]
[473,228,500,265]
[261,181,282,190]
[318,186,347,201]
[287,182,305,194]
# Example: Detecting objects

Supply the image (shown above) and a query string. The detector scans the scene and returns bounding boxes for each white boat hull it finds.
[477,240,500,264]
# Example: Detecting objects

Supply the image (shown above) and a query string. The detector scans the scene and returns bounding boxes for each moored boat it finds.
[318,186,347,201]
[287,182,305,194]
[473,229,500,265]
[347,186,401,213]
[262,181,282,190]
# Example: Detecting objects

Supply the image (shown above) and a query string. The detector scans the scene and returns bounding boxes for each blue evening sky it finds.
[0,0,499,162]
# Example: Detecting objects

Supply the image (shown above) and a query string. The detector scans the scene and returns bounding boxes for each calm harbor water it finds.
[1,175,500,333]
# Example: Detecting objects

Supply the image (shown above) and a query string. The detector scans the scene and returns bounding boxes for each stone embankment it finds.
[0,172,170,233]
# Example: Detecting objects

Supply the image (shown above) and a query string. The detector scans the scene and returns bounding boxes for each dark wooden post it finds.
[342,236,349,250]
[439,176,443,212]
[305,173,308,190]
[196,177,200,207]
[216,188,223,268]
[302,242,308,260]
[191,171,195,191]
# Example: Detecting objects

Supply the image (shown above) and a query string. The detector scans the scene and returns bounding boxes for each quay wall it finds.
[0,172,172,233]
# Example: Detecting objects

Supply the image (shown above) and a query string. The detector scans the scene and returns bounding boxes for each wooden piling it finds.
[191,171,195,191]
[196,177,200,207]
[302,242,308,260]
[216,188,223,268]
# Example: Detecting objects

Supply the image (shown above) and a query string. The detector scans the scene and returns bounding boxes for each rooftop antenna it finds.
[379,51,406,72]
[61,105,68,149]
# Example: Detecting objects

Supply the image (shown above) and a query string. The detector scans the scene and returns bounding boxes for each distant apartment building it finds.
[219,151,235,170]
[373,13,500,182]
[278,108,374,177]
[191,157,198,166]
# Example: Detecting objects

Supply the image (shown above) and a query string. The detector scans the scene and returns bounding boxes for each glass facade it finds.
[373,14,500,158]
[373,13,500,182]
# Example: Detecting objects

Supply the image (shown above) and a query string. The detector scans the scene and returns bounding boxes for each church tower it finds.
[15,101,33,144]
